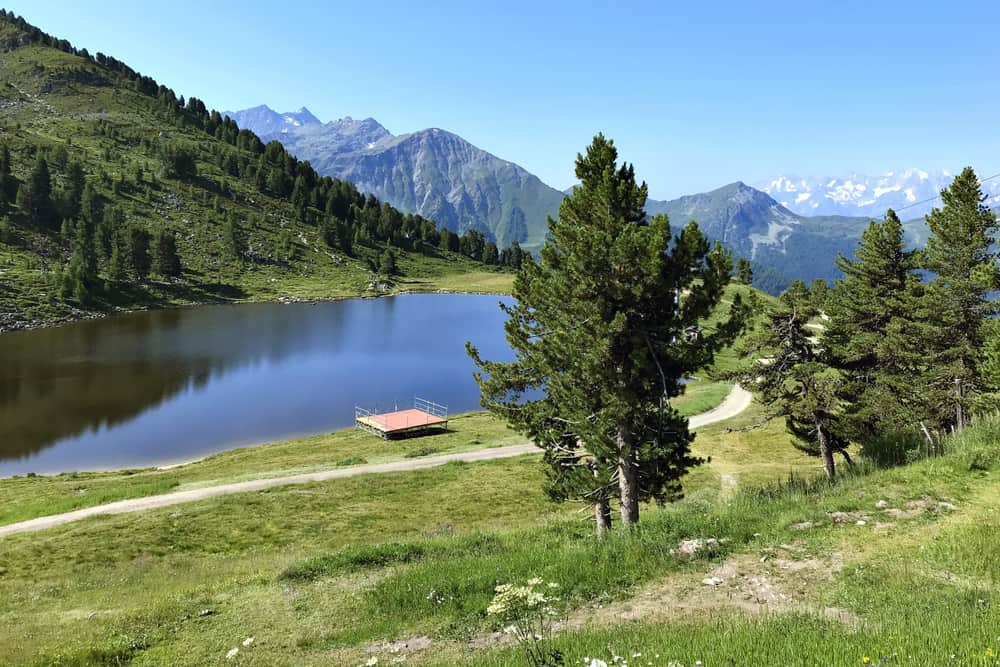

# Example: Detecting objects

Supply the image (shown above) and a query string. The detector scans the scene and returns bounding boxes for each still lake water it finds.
[0,294,514,477]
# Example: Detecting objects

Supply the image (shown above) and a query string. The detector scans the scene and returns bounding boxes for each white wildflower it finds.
[242,637,254,647]
[225,647,239,660]
[365,658,379,667]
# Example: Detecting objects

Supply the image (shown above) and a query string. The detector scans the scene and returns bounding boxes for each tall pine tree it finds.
[468,134,744,535]
[22,156,54,228]
[736,286,849,479]
[824,210,923,442]
[919,167,999,429]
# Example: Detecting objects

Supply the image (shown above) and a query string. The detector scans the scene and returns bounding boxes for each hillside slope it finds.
[645,182,877,290]
[227,105,565,250]
[0,13,509,330]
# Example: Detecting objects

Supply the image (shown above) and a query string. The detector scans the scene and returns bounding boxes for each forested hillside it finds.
[0,11,519,330]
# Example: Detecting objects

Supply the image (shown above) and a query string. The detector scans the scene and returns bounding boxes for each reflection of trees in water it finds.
[0,302,351,463]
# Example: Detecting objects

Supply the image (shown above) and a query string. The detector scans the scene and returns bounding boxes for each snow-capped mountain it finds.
[226,105,564,249]
[759,169,1000,219]
[221,105,321,138]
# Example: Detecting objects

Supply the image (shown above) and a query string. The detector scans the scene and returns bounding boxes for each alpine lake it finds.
[0,294,515,477]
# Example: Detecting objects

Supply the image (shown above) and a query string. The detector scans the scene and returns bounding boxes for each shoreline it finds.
[0,284,512,335]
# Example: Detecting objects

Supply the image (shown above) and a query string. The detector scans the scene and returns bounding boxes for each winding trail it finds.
[0,386,752,538]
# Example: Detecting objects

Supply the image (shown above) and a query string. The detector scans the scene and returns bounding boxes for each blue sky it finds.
[6,0,1000,199]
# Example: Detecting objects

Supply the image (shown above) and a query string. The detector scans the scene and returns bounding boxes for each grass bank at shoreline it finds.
[0,251,517,333]
[0,381,733,527]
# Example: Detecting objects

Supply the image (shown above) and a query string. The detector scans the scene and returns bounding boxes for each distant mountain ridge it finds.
[645,183,875,289]
[759,168,1000,219]
[226,105,961,292]
[225,105,564,249]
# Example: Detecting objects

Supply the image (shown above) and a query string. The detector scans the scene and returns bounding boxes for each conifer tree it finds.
[736,286,848,479]
[508,241,525,269]
[61,160,86,221]
[0,145,10,178]
[129,225,151,280]
[378,245,397,275]
[60,216,99,304]
[224,213,245,261]
[108,225,129,282]
[809,278,829,311]
[735,257,753,285]
[482,241,499,265]
[919,167,999,429]
[23,156,54,228]
[0,144,10,208]
[824,210,922,442]
[154,227,182,278]
[469,135,744,534]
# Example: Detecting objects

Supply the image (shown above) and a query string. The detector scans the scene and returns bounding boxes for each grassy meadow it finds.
[0,402,823,666]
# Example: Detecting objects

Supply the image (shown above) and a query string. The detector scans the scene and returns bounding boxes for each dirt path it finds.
[688,384,752,429]
[0,386,751,538]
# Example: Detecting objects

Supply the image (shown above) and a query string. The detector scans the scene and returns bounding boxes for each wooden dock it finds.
[355,398,449,439]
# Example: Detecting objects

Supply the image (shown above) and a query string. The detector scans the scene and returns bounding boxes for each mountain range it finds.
[223,106,564,250]
[759,169,1000,219]
[227,105,988,291]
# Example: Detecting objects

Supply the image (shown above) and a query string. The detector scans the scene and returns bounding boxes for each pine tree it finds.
[482,241,499,265]
[22,156,54,228]
[468,135,744,535]
[154,227,182,278]
[129,225,152,280]
[736,286,848,479]
[735,257,753,285]
[809,278,829,311]
[919,167,999,429]
[274,227,297,262]
[291,175,309,220]
[108,224,129,282]
[509,241,525,269]
[60,216,99,305]
[378,246,397,275]
[0,144,10,208]
[61,160,86,220]
[224,213,245,261]
[824,210,923,442]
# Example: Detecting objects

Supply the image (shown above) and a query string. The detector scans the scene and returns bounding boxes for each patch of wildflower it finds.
[487,577,563,666]
[581,655,691,667]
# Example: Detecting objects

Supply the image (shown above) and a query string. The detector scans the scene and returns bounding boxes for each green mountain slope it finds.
[645,182,875,291]
[0,12,510,331]
[227,106,566,251]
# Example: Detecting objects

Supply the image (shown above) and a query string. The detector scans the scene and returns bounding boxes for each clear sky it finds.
[6,0,999,199]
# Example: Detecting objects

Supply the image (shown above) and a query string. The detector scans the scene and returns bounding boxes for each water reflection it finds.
[0,295,511,476]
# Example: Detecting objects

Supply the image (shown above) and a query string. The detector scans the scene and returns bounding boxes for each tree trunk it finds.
[840,448,854,467]
[594,499,612,538]
[617,424,640,527]
[955,377,965,431]
[816,417,835,480]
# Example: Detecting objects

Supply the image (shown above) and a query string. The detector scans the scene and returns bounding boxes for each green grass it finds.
[0,412,520,526]
[6,401,990,665]
[672,380,731,417]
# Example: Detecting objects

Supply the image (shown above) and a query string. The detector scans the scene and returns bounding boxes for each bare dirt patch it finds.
[567,544,856,629]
